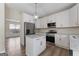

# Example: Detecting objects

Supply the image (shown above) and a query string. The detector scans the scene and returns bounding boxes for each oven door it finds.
[46,36,55,43]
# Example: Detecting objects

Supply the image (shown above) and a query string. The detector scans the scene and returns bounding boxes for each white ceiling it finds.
[6,3,76,18]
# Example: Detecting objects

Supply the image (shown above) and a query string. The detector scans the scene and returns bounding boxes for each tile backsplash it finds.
[35,27,79,35]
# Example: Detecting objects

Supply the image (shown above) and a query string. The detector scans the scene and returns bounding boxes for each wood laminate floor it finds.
[3,37,69,56]
[5,37,25,56]
[40,42,69,56]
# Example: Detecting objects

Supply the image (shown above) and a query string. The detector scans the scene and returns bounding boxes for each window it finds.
[9,24,16,29]
[9,24,20,30]
[16,25,20,29]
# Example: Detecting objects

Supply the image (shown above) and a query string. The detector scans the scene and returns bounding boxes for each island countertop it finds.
[26,33,46,39]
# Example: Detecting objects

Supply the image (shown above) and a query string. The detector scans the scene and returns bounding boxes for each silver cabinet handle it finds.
[36,39,39,40]
[40,41,42,46]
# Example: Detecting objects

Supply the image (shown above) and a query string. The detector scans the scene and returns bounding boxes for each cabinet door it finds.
[35,19,41,28]
[55,35,69,49]
[40,17,48,28]
[56,10,70,27]
[33,38,41,55]
[69,5,78,26]
[48,15,56,23]
[70,35,79,50]
[56,13,63,27]
[40,36,46,52]
[77,4,79,25]
[55,35,62,47]
[61,10,70,27]
[39,18,44,28]
[60,35,69,49]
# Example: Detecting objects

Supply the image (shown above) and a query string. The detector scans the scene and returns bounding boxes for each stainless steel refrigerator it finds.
[24,22,35,47]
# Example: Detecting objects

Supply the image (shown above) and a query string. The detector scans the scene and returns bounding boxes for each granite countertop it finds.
[56,33,79,35]
[26,33,46,39]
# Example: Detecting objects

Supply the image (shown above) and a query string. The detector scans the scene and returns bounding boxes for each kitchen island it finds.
[26,34,46,56]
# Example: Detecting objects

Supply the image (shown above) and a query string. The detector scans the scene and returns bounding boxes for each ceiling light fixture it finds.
[34,3,38,19]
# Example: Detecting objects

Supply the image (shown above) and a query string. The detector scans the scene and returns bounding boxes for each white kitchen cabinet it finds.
[35,18,45,29]
[39,18,44,28]
[62,10,70,27]
[39,17,48,28]
[70,35,79,50]
[33,38,41,55]
[26,35,46,56]
[22,13,34,23]
[40,36,46,52]
[48,14,56,23]
[35,19,41,28]
[55,34,69,49]
[56,10,70,27]
[69,4,78,27]
[56,12,63,27]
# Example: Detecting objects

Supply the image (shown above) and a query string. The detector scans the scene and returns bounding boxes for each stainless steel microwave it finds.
[47,22,56,28]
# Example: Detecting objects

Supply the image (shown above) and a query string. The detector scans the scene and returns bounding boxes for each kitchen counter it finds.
[55,33,79,35]
[26,33,46,39]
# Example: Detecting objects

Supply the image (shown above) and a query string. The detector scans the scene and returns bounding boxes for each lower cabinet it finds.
[70,35,79,50]
[26,36,46,56]
[34,36,46,55]
[40,36,46,52]
[55,34,70,49]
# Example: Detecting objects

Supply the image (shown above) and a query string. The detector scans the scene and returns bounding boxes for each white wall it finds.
[5,6,22,20]
[0,3,5,53]
[5,6,22,38]
[5,5,33,46]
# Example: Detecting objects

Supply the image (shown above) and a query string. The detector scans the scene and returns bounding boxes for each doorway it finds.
[5,20,25,56]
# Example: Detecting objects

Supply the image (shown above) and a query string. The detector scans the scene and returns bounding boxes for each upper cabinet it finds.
[48,14,56,23]
[56,10,70,27]
[40,17,48,28]
[35,17,48,28]
[22,13,35,23]
[35,19,41,28]
[69,4,78,27]
[35,4,79,29]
